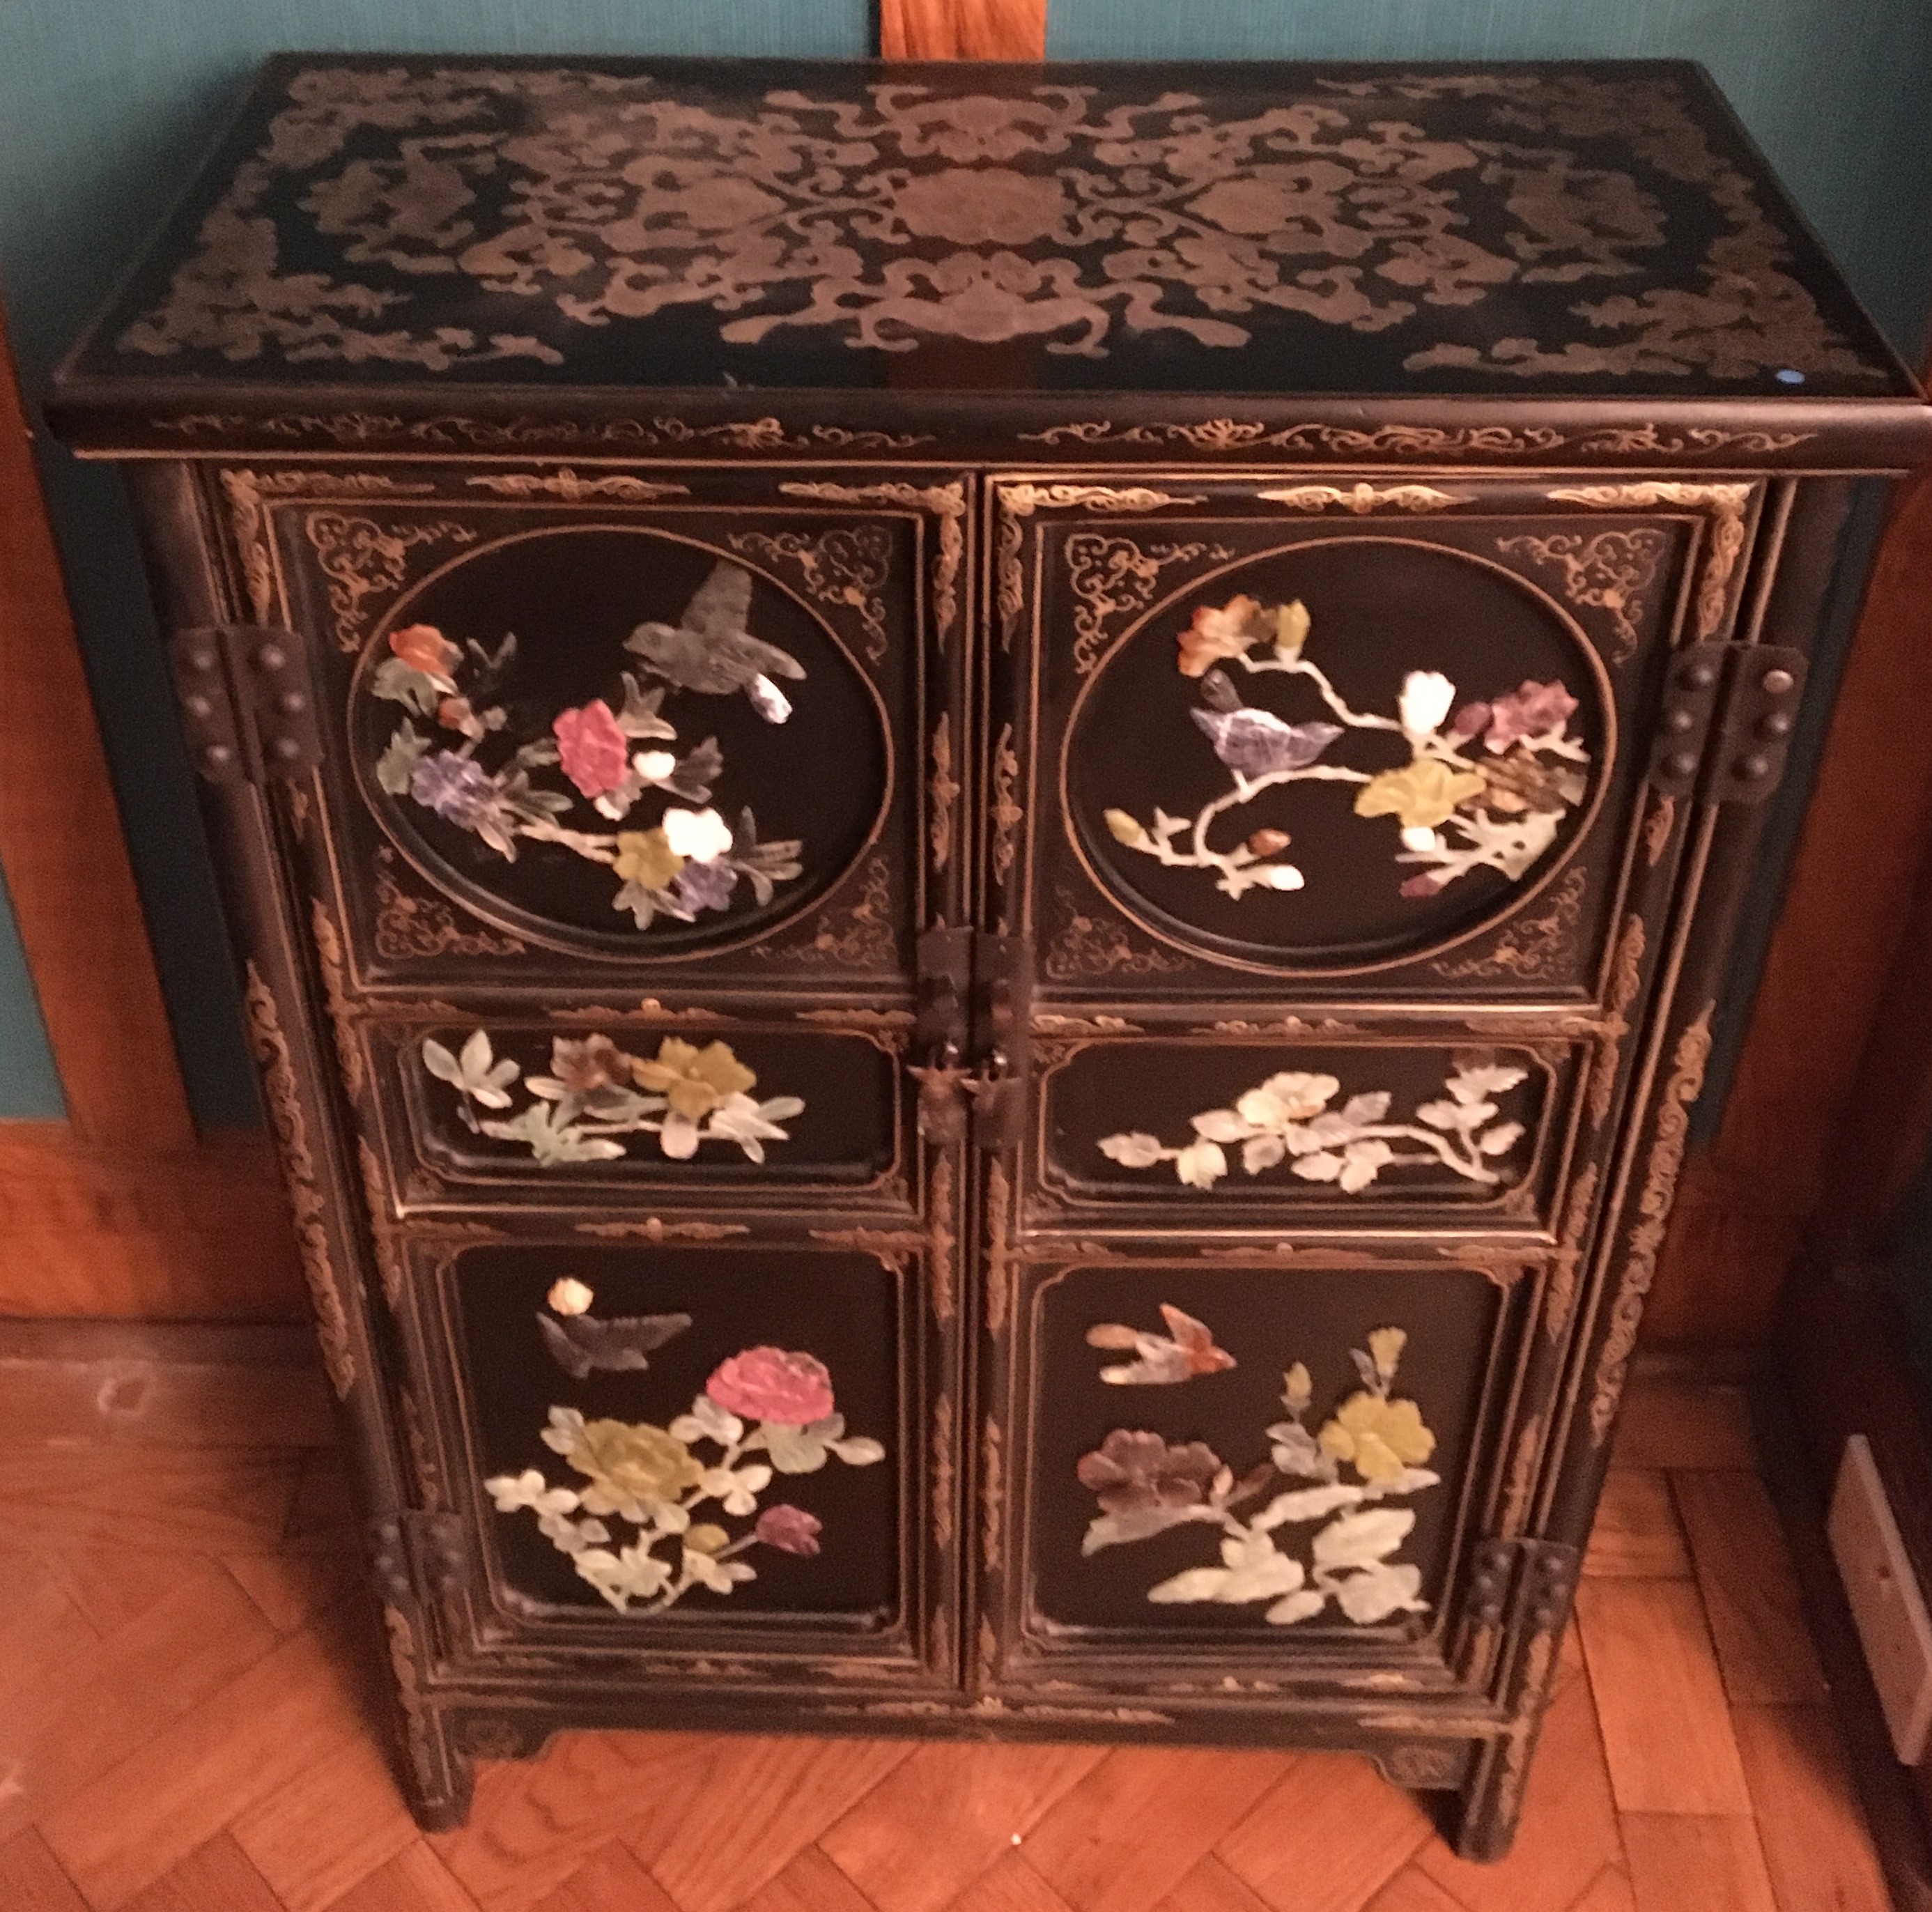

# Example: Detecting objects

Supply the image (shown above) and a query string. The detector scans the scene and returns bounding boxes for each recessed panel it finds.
[452,1244,900,1624]
[1065,539,1609,971]
[393,1023,899,1192]
[352,526,890,957]
[1026,1262,1499,1642]
[1045,1041,1560,1214]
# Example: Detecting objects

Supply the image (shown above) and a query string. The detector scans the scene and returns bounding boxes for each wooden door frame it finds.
[0,306,300,1316]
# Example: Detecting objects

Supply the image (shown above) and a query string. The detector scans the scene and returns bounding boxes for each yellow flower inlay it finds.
[1317,1391,1437,1485]
[565,1419,704,1514]
[613,826,684,892]
[632,1036,758,1119]
[1354,759,1487,832]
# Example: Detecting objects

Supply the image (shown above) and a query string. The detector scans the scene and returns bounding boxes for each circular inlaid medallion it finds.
[1065,537,1610,971]
[353,527,889,957]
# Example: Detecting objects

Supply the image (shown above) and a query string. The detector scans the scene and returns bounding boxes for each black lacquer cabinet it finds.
[51,53,1931,1856]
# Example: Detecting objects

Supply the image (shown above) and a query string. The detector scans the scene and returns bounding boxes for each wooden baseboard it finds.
[0,1123,302,1318]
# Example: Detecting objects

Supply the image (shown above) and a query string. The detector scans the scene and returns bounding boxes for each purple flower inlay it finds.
[410,750,497,826]
[673,859,739,915]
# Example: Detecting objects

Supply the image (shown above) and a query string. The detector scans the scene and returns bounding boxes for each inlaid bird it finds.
[1085,1304,1237,1385]
[625,562,806,723]
[537,1307,693,1382]
[1190,704,1343,780]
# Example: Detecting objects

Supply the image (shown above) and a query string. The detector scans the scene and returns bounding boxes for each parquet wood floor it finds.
[0,1339,1897,1912]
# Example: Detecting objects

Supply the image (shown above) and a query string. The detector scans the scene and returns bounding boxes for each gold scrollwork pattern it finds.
[1255,482,1472,514]
[1643,791,1678,868]
[382,1608,442,1801]
[996,485,1206,649]
[356,1137,408,1310]
[463,470,690,502]
[1018,419,1816,458]
[989,724,1023,893]
[778,481,967,647]
[1545,1162,1602,1343]
[984,1159,1014,1338]
[116,68,1883,387]
[932,1395,955,1552]
[1431,866,1587,983]
[218,468,438,624]
[1499,1415,1543,1534]
[807,1227,924,1270]
[242,962,355,1398]
[302,511,479,652]
[1591,915,1649,1129]
[373,854,527,960]
[1044,887,1189,982]
[1064,534,1233,677]
[727,525,892,665]
[929,715,960,877]
[174,411,935,452]
[1497,527,1670,663]
[574,1218,750,1242]
[752,854,896,969]
[1589,1003,1715,1442]
[982,1418,1005,1573]
[1545,483,1752,640]
[308,900,364,1103]
[928,1154,957,1324]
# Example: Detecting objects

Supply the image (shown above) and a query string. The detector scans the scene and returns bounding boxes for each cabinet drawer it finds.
[1033,1034,1581,1231]
[368,1015,908,1208]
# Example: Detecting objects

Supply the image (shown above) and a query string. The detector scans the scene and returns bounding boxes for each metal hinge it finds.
[912,928,1033,1150]
[171,624,323,785]
[1466,1536,1580,1632]
[1650,642,1807,803]
[368,1510,467,1608]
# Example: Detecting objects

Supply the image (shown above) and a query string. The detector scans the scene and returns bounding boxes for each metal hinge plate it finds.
[1650,642,1807,804]
[171,625,323,785]
[1466,1536,1580,1631]
[368,1510,467,1606]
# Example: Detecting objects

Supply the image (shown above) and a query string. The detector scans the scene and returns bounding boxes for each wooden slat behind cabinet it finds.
[879,0,1046,59]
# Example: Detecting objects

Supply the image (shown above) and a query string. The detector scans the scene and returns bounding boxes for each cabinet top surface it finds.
[54,54,1927,452]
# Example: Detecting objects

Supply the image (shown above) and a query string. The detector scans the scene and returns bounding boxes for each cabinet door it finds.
[212,461,967,987]
[203,463,973,1704]
[973,471,1758,1711]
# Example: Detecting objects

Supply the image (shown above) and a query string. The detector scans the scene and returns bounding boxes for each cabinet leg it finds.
[396,1702,475,1830]
[1448,1717,1541,1861]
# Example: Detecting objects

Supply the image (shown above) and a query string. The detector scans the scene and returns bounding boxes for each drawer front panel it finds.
[1036,1035,1577,1228]
[378,1018,905,1204]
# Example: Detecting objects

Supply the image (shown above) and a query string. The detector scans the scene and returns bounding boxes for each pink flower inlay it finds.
[755,1504,824,1555]
[707,1347,835,1426]
[553,699,631,799]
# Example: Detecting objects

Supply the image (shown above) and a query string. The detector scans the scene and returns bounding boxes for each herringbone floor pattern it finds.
[0,1337,1896,1912]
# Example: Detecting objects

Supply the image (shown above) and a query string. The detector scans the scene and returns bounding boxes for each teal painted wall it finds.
[1,3,1928,1125]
